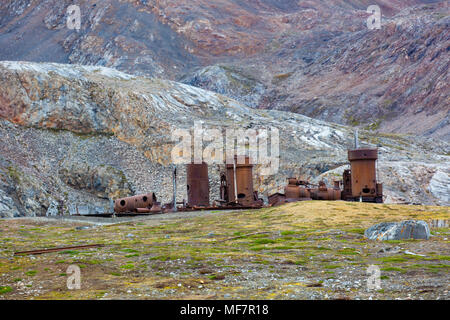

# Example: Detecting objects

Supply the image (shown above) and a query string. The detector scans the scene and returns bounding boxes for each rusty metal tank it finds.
[348,148,378,199]
[186,162,210,207]
[114,193,157,213]
[310,181,341,201]
[226,156,255,206]
[284,178,310,199]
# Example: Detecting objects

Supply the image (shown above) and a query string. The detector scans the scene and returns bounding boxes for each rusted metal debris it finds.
[221,156,264,207]
[225,156,256,206]
[14,244,103,256]
[103,136,383,216]
[114,192,162,214]
[180,159,263,211]
[269,147,383,206]
[343,148,383,203]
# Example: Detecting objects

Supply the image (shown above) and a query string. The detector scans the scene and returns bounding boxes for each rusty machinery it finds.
[186,162,210,207]
[111,131,383,215]
[309,181,342,201]
[343,148,383,203]
[268,130,383,205]
[181,156,263,210]
[269,178,340,206]
[222,156,263,207]
[112,157,264,215]
[285,178,311,200]
[114,192,162,213]
[270,146,383,205]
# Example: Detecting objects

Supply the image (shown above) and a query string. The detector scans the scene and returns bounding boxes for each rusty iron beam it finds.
[14,244,104,256]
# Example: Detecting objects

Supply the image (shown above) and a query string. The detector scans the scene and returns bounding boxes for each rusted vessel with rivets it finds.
[226,156,255,206]
[114,193,157,213]
[309,181,341,201]
[284,178,310,200]
[186,162,210,207]
[347,148,382,202]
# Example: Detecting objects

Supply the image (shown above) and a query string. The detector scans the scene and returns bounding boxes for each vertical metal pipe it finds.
[233,157,238,203]
[173,167,177,212]
[354,129,359,149]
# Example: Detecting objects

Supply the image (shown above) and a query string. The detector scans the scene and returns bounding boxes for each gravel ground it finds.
[0,201,448,300]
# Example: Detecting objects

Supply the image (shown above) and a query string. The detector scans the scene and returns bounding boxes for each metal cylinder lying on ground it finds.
[114,193,157,213]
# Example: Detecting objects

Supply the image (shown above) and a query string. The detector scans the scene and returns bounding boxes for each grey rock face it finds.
[364,220,431,241]
[59,163,134,200]
[0,189,20,217]
[181,65,266,109]
[45,200,59,216]
[428,170,450,205]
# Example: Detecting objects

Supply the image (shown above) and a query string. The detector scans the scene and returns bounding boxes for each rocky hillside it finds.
[181,3,450,140]
[0,0,448,140]
[0,61,448,217]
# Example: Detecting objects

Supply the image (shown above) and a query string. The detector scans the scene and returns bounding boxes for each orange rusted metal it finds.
[347,148,382,202]
[309,181,341,200]
[225,156,256,206]
[114,193,157,213]
[284,178,311,200]
[186,162,210,207]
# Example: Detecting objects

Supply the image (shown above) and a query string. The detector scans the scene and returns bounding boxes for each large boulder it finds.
[364,220,431,241]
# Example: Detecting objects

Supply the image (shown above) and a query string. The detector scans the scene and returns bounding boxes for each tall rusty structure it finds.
[186,162,210,207]
[345,148,383,203]
[224,156,261,206]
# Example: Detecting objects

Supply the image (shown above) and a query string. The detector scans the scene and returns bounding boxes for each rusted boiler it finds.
[223,156,262,207]
[309,181,341,201]
[284,178,311,200]
[186,162,210,207]
[114,193,158,213]
[344,148,383,203]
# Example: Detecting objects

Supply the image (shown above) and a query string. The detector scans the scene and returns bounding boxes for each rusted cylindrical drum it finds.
[348,149,378,199]
[299,187,311,199]
[226,156,254,206]
[310,188,341,201]
[285,185,301,199]
[114,193,157,213]
[187,162,210,207]
[284,185,310,199]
